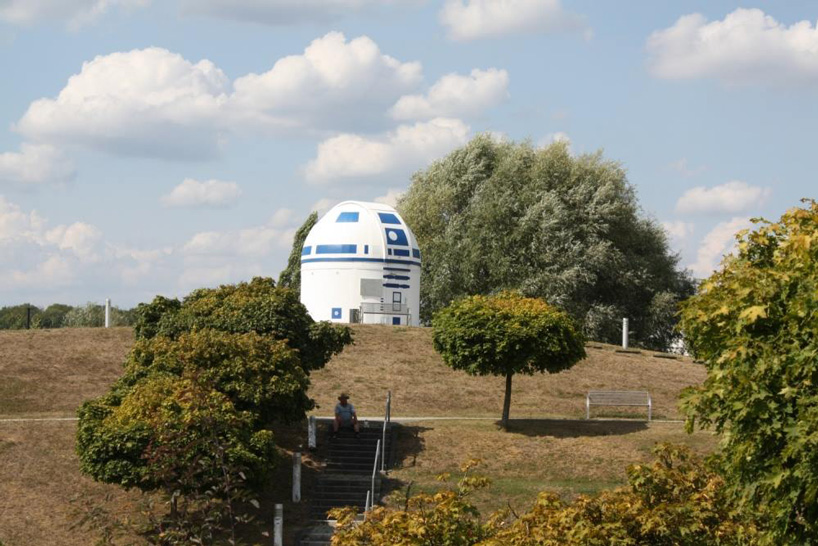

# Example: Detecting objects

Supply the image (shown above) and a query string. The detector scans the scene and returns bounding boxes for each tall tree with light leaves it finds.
[398,135,694,349]
[279,211,318,293]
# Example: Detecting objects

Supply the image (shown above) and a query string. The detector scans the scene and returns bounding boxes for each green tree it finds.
[432,292,585,428]
[279,211,318,293]
[680,200,818,544]
[0,304,40,329]
[399,136,694,349]
[35,303,73,328]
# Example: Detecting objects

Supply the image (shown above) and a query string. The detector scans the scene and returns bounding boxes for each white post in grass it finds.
[308,416,316,451]
[273,504,283,546]
[622,318,629,349]
[292,452,301,503]
[104,298,111,328]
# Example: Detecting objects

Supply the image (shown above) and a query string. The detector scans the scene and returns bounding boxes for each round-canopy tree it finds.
[399,136,694,350]
[432,292,585,428]
[680,200,818,544]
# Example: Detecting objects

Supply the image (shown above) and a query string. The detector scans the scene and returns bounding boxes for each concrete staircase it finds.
[298,423,391,546]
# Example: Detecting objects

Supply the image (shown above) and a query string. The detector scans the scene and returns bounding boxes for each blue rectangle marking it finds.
[364,244,369,254]
[384,266,410,272]
[336,212,359,222]
[384,274,410,280]
[378,212,401,224]
[383,283,410,289]
[385,228,409,246]
[331,307,342,319]
[316,244,357,254]
[301,246,312,256]
[392,248,410,257]
[301,257,421,267]
[392,317,401,325]
[412,248,421,259]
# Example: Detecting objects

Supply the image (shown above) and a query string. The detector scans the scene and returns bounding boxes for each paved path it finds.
[0,415,685,424]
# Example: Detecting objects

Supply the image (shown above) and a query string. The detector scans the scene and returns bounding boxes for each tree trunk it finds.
[502,372,513,429]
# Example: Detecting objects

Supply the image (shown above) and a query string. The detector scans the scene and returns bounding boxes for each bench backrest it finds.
[587,391,651,406]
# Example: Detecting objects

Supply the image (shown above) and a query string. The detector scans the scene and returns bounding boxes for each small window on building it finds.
[378,212,401,224]
[336,212,359,222]
[392,291,401,312]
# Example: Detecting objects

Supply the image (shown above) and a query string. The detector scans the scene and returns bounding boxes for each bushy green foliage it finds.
[0,303,39,329]
[279,211,318,293]
[0,302,134,329]
[399,136,694,349]
[132,277,351,372]
[333,445,757,545]
[35,303,73,328]
[64,302,136,328]
[433,292,585,427]
[77,277,352,531]
[680,200,818,544]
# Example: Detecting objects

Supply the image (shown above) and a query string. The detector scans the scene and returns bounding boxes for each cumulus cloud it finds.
[662,220,695,244]
[0,0,149,28]
[311,198,338,216]
[439,0,589,41]
[0,143,76,186]
[181,0,420,25]
[647,8,818,86]
[304,118,470,184]
[390,68,509,120]
[538,131,571,148]
[373,188,405,207]
[161,178,241,208]
[182,210,296,257]
[676,180,771,215]
[16,47,230,160]
[14,34,426,160]
[690,217,753,277]
[668,158,707,177]
[231,32,423,131]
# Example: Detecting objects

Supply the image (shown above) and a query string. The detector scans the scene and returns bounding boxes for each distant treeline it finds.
[0,303,137,330]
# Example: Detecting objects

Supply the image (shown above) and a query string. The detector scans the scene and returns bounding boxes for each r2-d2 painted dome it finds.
[300,201,421,326]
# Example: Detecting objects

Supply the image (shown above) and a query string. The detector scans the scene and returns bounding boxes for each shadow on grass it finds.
[501,418,649,438]
[390,423,431,469]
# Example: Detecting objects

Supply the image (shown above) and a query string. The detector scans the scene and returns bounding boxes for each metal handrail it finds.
[366,390,392,513]
[381,390,391,471]
[366,439,381,513]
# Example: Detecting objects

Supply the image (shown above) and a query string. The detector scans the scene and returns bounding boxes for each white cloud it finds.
[390,68,509,120]
[439,0,589,41]
[0,0,149,29]
[647,8,818,86]
[182,217,294,257]
[305,117,470,184]
[44,222,103,260]
[16,47,230,160]
[662,220,694,243]
[676,180,771,215]
[689,217,753,277]
[311,198,338,216]
[161,178,241,208]
[181,0,420,25]
[373,188,405,207]
[539,131,571,148]
[668,158,707,177]
[0,143,76,186]
[15,34,425,160]
[269,208,295,228]
[231,32,423,131]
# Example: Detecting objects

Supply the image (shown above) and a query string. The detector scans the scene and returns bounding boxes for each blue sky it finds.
[1,0,816,307]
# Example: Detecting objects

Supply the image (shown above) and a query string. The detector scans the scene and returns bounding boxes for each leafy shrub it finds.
[680,200,818,544]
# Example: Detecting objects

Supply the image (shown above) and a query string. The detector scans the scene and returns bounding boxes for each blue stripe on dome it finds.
[378,212,401,224]
[316,244,357,254]
[336,212,359,222]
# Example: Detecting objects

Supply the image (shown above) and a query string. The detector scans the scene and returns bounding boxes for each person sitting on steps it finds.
[332,393,360,439]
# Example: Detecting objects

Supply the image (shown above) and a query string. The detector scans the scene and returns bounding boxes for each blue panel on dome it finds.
[336,212,359,222]
[301,246,312,256]
[378,213,401,224]
[392,317,401,325]
[316,244,357,254]
[385,228,408,246]
[412,248,421,259]
[383,283,410,289]
[392,248,410,257]
[364,245,369,254]
[384,274,410,280]
[331,308,342,319]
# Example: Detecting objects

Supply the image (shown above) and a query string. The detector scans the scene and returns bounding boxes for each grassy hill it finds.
[0,325,714,545]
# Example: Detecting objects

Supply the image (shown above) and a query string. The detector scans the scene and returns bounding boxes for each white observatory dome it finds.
[300,201,421,326]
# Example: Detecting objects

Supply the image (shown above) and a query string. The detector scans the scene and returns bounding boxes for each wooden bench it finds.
[586,391,652,421]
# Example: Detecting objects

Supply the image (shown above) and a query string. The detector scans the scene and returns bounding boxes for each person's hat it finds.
[338,393,350,400]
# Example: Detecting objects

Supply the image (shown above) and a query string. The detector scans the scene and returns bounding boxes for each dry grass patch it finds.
[309,325,705,420]
[385,419,717,515]
[0,328,132,417]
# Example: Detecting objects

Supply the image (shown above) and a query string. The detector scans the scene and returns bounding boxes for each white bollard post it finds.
[104,298,111,328]
[308,416,316,451]
[622,318,629,349]
[292,452,301,503]
[273,504,283,546]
